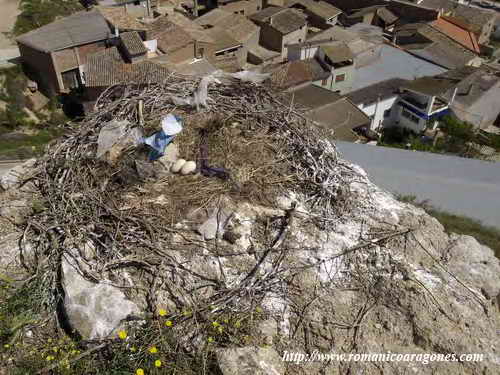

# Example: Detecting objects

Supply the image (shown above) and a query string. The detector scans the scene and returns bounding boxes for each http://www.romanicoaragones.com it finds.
[282,350,485,365]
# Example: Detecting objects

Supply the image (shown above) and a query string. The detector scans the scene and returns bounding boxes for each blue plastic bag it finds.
[143,114,183,161]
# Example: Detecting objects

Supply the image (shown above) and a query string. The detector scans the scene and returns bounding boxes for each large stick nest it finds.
[22,74,363,344]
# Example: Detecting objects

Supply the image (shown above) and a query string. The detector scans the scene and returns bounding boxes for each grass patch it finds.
[398,195,500,260]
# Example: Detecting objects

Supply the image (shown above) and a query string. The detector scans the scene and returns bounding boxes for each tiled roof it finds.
[120,32,147,56]
[346,5,386,18]
[376,7,398,24]
[431,16,480,54]
[289,0,342,20]
[270,58,330,89]
[147,18,194,54]
[250,7,306,34]
[395,23,478,69]
[250,6,284,22]
[308,97,370,133]
[96,6,148,31]
[419,0,496,34]
[85,47,171,87]
[166,12,214,43]
[16,10,111,52]
[321,42,353,63]
[282,84,368,141]
[270,9,307,34]
[285,84,342,109]
[388,0,440,22]
[347,78,409,104]
[206,27,241,52]
[401,76,457,96]
[195,10,259,45]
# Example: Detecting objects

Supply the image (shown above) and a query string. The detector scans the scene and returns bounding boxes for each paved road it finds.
[336,142,500,229]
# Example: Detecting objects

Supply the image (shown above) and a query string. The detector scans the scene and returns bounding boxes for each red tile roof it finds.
[431,16,480,54]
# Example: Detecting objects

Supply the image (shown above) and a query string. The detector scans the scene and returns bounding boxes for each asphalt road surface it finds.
[336,142,500,229]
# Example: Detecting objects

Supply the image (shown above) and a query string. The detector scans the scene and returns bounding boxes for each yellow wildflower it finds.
[130,346,136,352]
[223,318,229,324]
[148,346,158,354]
[53,347,59,353]
[118,330,127,340]
[212,321,220,328]
[136,369,144,375]
[3,344,9,348]
[158,308,167,317]
[155,359,162,368]
[46,355,55,361]
[218,326,224,334]
[207,337,214,343]
[182,310,192,317]
[165,320,173,327]
[255,306,263,313]
[234,321,241,328]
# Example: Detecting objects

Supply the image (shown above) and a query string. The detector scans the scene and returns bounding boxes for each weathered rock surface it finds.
[1,158,499,374]
[0,198,32,224]
[217,346,285,375]
[0,158,36,191]
[61,254,140,339]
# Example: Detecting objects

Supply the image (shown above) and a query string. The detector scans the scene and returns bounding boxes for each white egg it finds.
[180,161,197,175]
[171,159,186,173]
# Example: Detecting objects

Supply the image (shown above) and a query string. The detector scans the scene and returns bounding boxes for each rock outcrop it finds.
[0,76,499,374]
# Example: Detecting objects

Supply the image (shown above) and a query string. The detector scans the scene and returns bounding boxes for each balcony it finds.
[431,97,448,113]
[401,95,427,111]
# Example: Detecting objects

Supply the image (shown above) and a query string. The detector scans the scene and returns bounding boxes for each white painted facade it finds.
[357,95,399,132]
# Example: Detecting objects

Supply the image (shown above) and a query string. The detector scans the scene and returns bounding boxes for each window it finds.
[335,74,346,83]
[257,6,260,10]
[401,109,419,124]
[321,78,328,86]
[198,48,204,58]
[383,108,391,118]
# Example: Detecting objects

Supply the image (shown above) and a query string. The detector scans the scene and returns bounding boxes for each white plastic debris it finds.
[161,114,183,136]
[96,120,143,159]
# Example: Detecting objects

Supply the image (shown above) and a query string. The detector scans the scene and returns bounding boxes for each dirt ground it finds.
[0,0,20,49]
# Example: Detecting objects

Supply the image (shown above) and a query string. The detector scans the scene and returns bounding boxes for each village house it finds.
[346,66,500,134]
[194,8,261,67]
[16,10,115,95]
[149,12,245,71]
[215,0,264,16]
[429,66,500,130]
[396,77,453,133]
[286,39,356,95]
[278,0,343,29]
[340,4,399,32]
[394,22,482,69]
[250,7,308,61]
[414,0,497,45]
[347,78,410,133]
